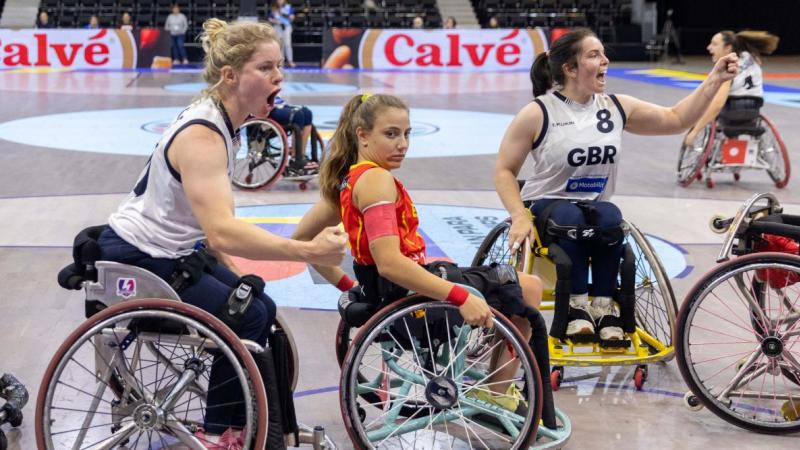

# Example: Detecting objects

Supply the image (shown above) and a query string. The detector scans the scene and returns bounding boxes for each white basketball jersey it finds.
[729,51,763,97]
[520,91,626,202]
[109,97,239,258]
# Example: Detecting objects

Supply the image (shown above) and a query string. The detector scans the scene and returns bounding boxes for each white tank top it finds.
[109,97,239,258]
[729,51,763,97]
[520,91,626,202]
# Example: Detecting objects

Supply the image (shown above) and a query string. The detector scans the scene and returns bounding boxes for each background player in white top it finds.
[495,28,738,340]
[684,30,779,146]
[97,18,346,447]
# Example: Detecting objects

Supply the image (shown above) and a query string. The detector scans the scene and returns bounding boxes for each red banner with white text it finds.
[322,28,549,71]
[0,28,171,69]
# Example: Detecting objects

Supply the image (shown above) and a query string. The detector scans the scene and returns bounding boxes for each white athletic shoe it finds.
[591,296,624,341]
[566,294,594,336]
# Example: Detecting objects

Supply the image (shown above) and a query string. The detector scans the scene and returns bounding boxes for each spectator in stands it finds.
[488,16,500,29]
[85,15,100,29]
[120,11,134,31]
[268,0,296,68]
[35,10,53,29]
[364,0,378,12]
[165,4,189,65]
[412,16,424,29]
[444,16,457,29]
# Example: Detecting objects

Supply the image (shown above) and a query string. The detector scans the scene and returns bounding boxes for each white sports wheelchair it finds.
[35,225,336,449]
[676,193,800,434]
[677,96,790,189]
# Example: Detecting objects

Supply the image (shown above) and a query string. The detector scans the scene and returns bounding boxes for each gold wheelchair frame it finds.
[473,214,678,391]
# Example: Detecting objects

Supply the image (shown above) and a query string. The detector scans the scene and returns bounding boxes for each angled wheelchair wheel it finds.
[624,221,678,355]
[36,299,268,450]
[309,125,328,164]
[758,115,791,189]
[471,219,516,267]
[676,253,800,434]
[232,118,289,190]
[677,122,715,187]
[340,296,542,449]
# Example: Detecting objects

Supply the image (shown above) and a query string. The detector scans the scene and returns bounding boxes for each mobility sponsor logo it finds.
[565,176,608,193]
[0,29,136,69]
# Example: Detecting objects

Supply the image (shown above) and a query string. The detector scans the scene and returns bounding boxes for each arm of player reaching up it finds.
[618,53,739,135]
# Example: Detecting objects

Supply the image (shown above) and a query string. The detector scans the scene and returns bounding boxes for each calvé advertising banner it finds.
[0,29,137,69]
[0,28,172,69]
[323,28,549,71]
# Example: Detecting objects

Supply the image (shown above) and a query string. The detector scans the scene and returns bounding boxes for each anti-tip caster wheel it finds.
[683,391,704,411]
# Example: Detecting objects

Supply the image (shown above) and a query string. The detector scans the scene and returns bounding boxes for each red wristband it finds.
[446,285,469,306]
[336,274,356,292]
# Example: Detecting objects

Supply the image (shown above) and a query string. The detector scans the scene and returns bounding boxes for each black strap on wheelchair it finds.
[58,224,108,290]
[338,286,377,328]
[215,274,265,332]
[251,349,289,450]
[269,328,299,443]
[168,246,218,292]
[533,200,625,248]
[520,306,557,429]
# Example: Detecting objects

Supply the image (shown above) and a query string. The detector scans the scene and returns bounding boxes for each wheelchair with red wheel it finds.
[677,96,790,189]
[232,116,327,191]
[676,192,800,434]
[36,225,336,449]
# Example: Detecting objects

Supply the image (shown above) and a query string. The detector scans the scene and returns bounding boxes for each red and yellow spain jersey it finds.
[340,161,426,265]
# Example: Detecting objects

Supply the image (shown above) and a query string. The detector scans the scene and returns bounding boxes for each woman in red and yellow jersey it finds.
[293,93,544,407]
[295,93,543,326]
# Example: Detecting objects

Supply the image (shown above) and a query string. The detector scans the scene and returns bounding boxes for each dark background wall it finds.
[656,0,800,55]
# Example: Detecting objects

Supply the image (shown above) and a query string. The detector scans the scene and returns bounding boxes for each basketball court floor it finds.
[1,56,799,448]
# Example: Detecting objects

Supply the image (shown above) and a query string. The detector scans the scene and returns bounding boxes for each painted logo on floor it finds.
[0,106,512,158]
[233,203,687,310]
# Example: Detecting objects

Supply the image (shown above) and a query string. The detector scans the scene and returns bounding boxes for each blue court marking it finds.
[609,67,800,109]
[162,81,359,94]
[0,106,513,158]
[235,204,688,310]
[609,68,800,93]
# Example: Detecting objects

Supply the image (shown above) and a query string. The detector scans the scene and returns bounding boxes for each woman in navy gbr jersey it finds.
[96,18,346,447]
[495,28,738,342]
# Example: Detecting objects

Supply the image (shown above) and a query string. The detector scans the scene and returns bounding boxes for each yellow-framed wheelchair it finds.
[35,225,335,449]
[676,192,800,434]
[473,214,678,391]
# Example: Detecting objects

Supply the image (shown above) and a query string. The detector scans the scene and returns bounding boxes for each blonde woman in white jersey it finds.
[495,28,738,342]
[683,30,779,145]
[97,18,346,448]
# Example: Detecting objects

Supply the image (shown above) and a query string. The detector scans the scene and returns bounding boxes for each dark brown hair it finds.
[719,30,779,61]
[530,28,597,97]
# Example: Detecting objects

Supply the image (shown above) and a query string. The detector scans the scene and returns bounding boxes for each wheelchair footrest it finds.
[564,334,598,344]
[598,339,631,349]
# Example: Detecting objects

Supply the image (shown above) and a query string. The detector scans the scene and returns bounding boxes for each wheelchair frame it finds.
[335,291,572,449]
[473,216,678,391]
[676,192,800,434]
[37,258,335,449]
[677,109,790,189]
[232,117,327,191]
